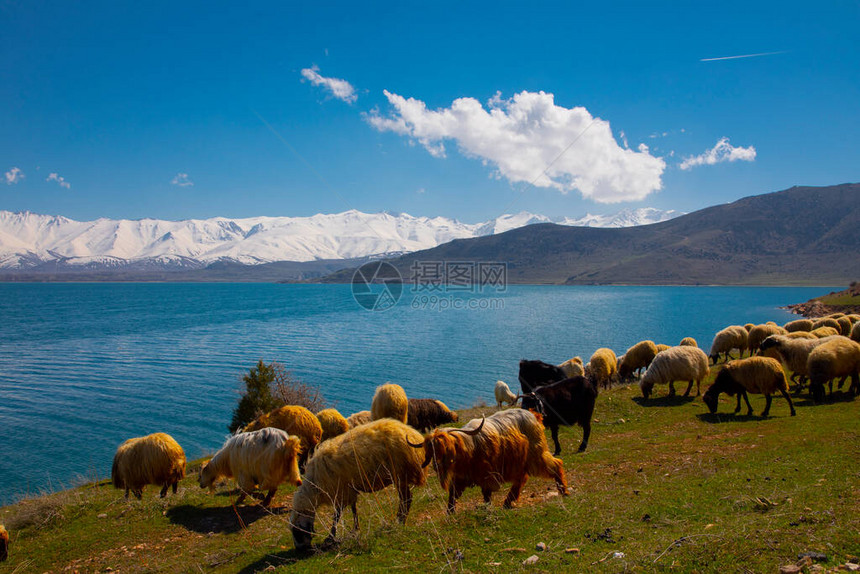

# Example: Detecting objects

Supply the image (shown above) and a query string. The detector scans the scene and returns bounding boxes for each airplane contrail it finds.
[700,51,786,62]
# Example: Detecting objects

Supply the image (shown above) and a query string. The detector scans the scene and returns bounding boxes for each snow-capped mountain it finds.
[0,208,682,270]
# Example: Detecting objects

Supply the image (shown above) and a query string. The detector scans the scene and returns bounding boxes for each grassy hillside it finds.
[2,378,859,573]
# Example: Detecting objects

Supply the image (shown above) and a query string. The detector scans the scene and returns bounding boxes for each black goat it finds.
[518,359,568,411]
[406,398,458,432]
[518,375,598,454]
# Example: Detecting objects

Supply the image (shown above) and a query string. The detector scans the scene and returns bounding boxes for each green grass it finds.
[2,377,859,573]
[815,293,860,306]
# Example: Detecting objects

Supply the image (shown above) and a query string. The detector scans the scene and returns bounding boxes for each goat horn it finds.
[406,436,425,448]
[451,417,485,436]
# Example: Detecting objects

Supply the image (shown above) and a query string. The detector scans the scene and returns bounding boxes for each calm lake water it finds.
[0,283,834,504]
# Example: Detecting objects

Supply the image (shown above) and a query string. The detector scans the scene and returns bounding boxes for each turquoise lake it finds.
[0,283,835,504]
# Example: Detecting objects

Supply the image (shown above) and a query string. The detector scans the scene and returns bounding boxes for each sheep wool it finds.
[811,326,840,338]
[618,340,658,379]
[655,344,672,353]
[851,321,860,343]
[812,317,841,332]
[786,331,817,339]
[291,419,427,551]
[708,325,749,363]
[703,356,795,417]
[679,337,698,347]
[586,348,617,389]
[807,337,860,401]
[836,316,853,336]
[371,383,409,423]
[346,410,373,428]
[759,334,840,386]
[640,346,709,399]
[747,324,787,355]
[243,405,323,468]
[494,380,518,408]
[316,408,349,442]
[111,432,186,500]
[559,357,585,378]
[199,427,302,507]
[784,318,814,332]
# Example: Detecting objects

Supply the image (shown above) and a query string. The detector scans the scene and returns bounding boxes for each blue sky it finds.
[1,1,858,223]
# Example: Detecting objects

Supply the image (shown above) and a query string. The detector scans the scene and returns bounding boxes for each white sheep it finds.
[640,346,709,399]
[703,356,795,417]
[585,348,617,389]
[558,357,584,378]
[708,326,749,363]
[290,419,426,551]
[759,334,840,389]
[807,337,860,402]
[198,427,302,507]
[494,380,518,408]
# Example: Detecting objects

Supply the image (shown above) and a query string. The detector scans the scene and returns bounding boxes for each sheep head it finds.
[290,509,315,553]
[702,390,719,414]
[198,460,217,491]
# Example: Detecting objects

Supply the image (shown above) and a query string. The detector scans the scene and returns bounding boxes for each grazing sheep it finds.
[655,343,672,353]
[407,398,459,432]
[747,324,787,356]
[851,321,860,343]
[346,410,372,428]
[408,409,567,513]
[640,346,709,399]
[826,312,846,319]
[518,359,567,396]
[111,432,186,500]
[846,314,860,324]
[811,326,840,338]
[518,375,598,453]
[784,319,814,332]
[618,340,658,380]
[759,334,840,389]
[243,405,323,470]
[836,316,853,336]
[0,524,8,562]
[316,408,349,442]
[199,427,302,507]
[807,337,860,402]
[586,347,618,389]
[787,331,817,340]
[812,317,841,332]
[371,383,409,424]
[679,337,698,347]
[494,380,518,408]
[290,419,426,551]
[708,325,749,363]
[559,357,585,378]
[703,357,795,417]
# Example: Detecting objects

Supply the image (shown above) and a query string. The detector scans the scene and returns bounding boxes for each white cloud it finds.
[5,167,24,184]
[46,172,70,189]
[301,65,357,104]
[366,90,665,203]
[679,137,756,170]
[171,172,194,187]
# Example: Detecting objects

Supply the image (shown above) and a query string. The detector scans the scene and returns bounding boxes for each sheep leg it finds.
[762,394,773,417]
[734,393,742,414]
[351,501,359,530]
[741,391,753,416]
[550,424,562,456]
[447,484,466,514]
[133,489,143,500]
[325,505,343,545]
[780,388,797,416]
[396,484,412,524]
[124,487,130,499]
[682,380,694,397]
[235,491,247,506]
[261,488,276,507]
[481,487,493,503]
[160,484,169,498]
[172,481,178,494]
[668,382,676,396]
[503,474,528,508]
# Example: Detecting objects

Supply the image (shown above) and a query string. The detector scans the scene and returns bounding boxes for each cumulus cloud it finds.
[171,172,194,187]
[46,172,70,189]
[301,65,357,104]
[679,137,756,170]
[366,90,665,203]
[5,167,24,184]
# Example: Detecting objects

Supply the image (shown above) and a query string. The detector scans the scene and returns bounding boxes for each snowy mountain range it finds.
[0,208,681,270]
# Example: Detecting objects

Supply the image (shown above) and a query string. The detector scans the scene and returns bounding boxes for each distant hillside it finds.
[321,184,860,285]
[787,282,860,317]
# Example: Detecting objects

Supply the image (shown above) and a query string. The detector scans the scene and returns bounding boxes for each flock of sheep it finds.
[79,312,860,556]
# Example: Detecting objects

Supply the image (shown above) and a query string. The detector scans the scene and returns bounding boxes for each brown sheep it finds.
[747,324,787,355]
[585,347,617,389]
[316,408,349,442]
[812,317,841,332]
[836,316,853,336]
[199,427,302,507]
[558,356,585,378]
[371,382,408,423]
[703,357,795,417]
[784,318,814,332]
[407,398,458,432]
[111,432,186,500]
[243,405,323,470]
[807,337,860,402]
[291,419,426,551]
[679,337,698,347]
[811,326,840,338]
[618,340,658,380]
[346,410,373,428]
